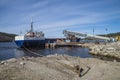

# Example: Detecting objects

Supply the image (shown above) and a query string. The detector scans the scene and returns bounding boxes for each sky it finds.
[0,0,120,38]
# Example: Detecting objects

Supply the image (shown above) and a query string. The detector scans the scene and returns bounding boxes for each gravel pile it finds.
[0,54,120,80]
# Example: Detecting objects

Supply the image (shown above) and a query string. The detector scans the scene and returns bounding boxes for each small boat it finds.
[15,21,47,48]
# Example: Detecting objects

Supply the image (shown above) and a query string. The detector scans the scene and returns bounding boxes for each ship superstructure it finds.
[15,21,46,48]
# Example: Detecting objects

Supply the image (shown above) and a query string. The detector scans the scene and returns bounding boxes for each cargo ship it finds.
[15,21,56,48]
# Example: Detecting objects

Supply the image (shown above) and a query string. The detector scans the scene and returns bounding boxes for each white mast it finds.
[30,18,33,32]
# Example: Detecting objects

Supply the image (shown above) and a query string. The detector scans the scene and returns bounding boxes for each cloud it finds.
[0,0,120,37]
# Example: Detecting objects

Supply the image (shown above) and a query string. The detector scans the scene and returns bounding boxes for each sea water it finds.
[0,42,93,61]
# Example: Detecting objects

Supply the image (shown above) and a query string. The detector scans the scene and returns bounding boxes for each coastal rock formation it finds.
[89,42,120,59]
[81,41,120,60]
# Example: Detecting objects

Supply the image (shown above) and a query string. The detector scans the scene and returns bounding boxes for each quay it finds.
[45,42,84,48]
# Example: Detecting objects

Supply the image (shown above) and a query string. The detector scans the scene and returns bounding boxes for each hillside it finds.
[0,32,16,42]
[106,32,120,37]
[99,32,120,37]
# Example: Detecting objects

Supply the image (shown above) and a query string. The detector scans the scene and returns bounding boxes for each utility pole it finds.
[93,28,95,37]
[105,28,108,39]
[105,28,108,35]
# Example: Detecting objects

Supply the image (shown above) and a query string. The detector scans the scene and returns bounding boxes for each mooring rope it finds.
[24,47,44,57]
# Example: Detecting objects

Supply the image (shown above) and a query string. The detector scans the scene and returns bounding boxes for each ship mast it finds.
[30,19,33,32]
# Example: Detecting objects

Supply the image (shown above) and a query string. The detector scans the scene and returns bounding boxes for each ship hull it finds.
[15,40,46,48]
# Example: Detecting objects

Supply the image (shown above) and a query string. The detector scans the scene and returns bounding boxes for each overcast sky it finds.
[0,0,120,38]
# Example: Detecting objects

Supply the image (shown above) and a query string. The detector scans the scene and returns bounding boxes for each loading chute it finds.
[63,30,112,42]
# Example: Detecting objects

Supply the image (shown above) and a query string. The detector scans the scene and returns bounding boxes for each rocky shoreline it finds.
[82,41,120,61]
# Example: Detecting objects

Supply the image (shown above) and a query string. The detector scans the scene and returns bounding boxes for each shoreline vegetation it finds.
[0,32,16,42]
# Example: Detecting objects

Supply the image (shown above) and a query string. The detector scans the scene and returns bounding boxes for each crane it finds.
[63,30,114,42]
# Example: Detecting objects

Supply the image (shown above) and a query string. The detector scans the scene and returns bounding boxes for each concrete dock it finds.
[45,42,84,48]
